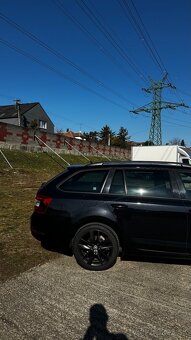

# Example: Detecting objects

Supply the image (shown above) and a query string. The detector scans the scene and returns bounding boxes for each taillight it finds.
[34,195,52,213]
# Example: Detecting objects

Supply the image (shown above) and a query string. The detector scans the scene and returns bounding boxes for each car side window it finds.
[59,170,108,193]
[109,170,125,194]
[125,170,173,198]
[179,172,191,198]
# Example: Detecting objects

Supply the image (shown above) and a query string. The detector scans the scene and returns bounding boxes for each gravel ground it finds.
[0,256,190,340]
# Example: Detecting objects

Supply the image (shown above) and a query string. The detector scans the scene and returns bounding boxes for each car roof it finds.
[67,161,191,171]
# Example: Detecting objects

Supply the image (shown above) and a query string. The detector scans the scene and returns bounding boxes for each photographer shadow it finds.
[82,304,128,340]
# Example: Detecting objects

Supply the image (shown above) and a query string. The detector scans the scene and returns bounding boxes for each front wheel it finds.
[72,223,119,271]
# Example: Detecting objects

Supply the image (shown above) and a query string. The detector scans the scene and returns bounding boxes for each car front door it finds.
[108,168,188,253]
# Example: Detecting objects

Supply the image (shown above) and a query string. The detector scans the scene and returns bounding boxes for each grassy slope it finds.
[0,149,106,282]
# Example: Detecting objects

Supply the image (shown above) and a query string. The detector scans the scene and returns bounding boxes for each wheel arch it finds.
[71,216,122,250]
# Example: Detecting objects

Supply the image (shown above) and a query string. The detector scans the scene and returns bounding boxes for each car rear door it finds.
[107,168,188,253]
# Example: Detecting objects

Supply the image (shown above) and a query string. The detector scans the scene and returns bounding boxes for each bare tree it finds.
[168,138,182,145]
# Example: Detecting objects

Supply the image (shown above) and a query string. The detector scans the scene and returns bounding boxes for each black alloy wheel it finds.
[72,223,119,271]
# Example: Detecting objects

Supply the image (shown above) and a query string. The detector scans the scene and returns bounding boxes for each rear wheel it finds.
[72,223,119,271]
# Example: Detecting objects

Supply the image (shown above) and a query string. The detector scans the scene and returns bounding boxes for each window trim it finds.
[107,169,126,195]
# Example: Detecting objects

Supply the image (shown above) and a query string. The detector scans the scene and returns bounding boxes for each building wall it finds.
[0,122,131,159]
[24,103,54,133]
[0,103,54,134]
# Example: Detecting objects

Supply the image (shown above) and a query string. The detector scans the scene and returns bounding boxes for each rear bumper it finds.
[30,212,73,245]
[31,227,47,241]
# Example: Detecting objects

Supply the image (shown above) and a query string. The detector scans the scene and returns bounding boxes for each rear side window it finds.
[179,172,191,198]
[59,170,108,193]
[125,170,173,198]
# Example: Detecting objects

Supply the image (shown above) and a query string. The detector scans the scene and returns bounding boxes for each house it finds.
[62,130,85,140]
[0,102,54,133]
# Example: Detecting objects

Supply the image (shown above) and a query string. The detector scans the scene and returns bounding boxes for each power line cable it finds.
[162,113,191,124]
[0,11,135,106]
[75,0,149,84]
[162,119,191,129]
[54,0,190,126]
[88,0,189,112]
[52,0,141,87]
[176,88,191,97]
[166,78,185,104]
[138,111,191,129]
[120,0,190,111]
[88,0,150,79]
[0,93,16,100]
[119,0,190,122]
[0,37,132,112]
[164,95,190,112]
[118,0,164,74]
[175,108,191,116]
[51,112,100,131]
[125,0,167,74]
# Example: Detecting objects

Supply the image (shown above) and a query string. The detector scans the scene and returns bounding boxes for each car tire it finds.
[72,222,120,271]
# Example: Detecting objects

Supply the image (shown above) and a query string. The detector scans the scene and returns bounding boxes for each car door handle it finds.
[111,204,127,210]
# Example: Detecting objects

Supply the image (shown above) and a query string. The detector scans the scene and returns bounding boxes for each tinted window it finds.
[109,170,125,194]
[179,172,191,198]
[59,170,108,193]
[125,170,173,197]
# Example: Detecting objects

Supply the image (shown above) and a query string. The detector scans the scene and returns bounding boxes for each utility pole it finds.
[14,99,21,126]
[108,133,111,146]
[130,73,189,145]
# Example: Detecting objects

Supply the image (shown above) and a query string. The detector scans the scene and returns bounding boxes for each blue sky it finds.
[0,0,190,145]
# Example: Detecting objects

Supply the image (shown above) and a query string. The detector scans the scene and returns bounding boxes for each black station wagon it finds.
[31,161,191,270]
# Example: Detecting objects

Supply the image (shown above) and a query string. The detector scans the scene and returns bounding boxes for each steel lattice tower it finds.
[148,77,166,145]
[130,74,188,145]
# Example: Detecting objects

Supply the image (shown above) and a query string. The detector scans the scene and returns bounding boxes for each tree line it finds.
[59,125,187,148]
[83,125,131,148]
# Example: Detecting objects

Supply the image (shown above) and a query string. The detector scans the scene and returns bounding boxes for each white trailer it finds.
[132,145,191,164]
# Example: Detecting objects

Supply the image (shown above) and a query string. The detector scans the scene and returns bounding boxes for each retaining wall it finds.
[0,122,130,159]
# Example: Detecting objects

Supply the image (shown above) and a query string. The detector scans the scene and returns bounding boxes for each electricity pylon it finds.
[130,73,189,145]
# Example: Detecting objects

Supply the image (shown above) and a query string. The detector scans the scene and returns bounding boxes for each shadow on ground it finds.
[41,239,191,266]
[82,304,128,339]
[121,253,191,266]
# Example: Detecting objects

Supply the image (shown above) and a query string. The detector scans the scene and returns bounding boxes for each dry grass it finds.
[0,149,106,282]
[0,170,59,282]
